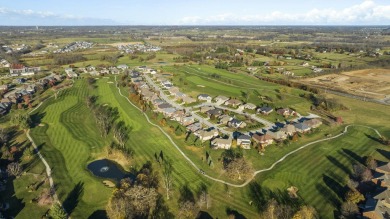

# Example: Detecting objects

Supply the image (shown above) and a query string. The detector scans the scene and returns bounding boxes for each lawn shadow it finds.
[326,155,352,175]
[322,174,346,201]
[63,181,84,215]
[316,183,341,208]
[0,177,25,218]
[88,210,107,219]
[341,148,364,164]
[226,207,247,219]
[377,149,390,160]
[364,133,383,144]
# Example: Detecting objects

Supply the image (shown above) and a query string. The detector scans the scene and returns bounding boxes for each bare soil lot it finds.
[301,69,390,100]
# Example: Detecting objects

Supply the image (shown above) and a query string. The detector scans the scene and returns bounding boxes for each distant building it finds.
[9,64,40,77]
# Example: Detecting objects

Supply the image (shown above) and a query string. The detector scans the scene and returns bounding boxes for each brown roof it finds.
[252,133,273,143]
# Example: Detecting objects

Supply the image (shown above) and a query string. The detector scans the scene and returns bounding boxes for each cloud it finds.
[178,0,390,25]
[0,7,118,25]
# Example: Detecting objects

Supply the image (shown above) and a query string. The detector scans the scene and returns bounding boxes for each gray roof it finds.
[238,134,251,140]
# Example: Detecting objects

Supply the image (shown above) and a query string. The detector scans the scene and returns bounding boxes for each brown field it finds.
[301,69,390,100]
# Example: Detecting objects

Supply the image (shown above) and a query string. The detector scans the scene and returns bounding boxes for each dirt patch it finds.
[301,69,390,99]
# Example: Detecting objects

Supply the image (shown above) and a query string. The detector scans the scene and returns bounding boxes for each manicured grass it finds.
[29,81,112,218]
[163,64,313,115]
[257,126,389,218]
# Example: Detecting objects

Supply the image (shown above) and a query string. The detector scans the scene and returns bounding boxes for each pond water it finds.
[87,159,132,182]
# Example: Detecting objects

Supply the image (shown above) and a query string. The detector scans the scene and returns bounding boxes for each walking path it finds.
[26,86,72,213]
[114,76,383,187]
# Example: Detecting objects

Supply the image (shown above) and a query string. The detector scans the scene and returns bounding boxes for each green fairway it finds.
[257,126,389,218]
[29,82,111,218]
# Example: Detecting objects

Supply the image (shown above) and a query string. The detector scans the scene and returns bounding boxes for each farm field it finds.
[302,68,390,100]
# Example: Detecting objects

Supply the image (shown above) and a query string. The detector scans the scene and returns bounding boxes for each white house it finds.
[211,138,232,149]
[198,94,212,102]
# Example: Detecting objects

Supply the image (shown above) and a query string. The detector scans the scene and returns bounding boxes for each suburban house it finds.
[277,108,297,117]
[182,96,196,104]
[181,116,195,126]
[156,103,172,112]
[161,107,177,117]
[281,124,296,136]
[200,106,215,113]
[219,115,233,125]
[161,80,173,89]
[0,85,9,92]
[237,134,251,149]
[294,123,311,133]
[65,68,78,78]
[194,129,219,141]
[303,118,322,129]
[376,163,390,175]
[243,103,257,110]
[228,118,247,129]
[225,99,242,108]
[175,92,186,100]
[9,64,40,76]
[211,137,232,149]
[252,133,274,147]
[268,131,288,141]
[0,59,10,68]
[257,106,274,115]
[186,122,202,132]
[363,162,390,218]
[171,110,185,121]
[168,87,180,95]
[214,95,230,105]
[206,108,223,118]
[117,64,128,70]
[198,94,212,102]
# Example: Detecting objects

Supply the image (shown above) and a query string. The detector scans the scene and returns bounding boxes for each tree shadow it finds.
[326,155,352,175]
[226,207,247,219]
[248,182,268,212]
[152,194,174,219]
[196,211,213,219]
[322,174,346,201]
[341,148,364,164]
[30,111,46,128]
[63,181,84,215]
[316,183,340,208]
[364,133,383,144]
[0,177,25,218]
[178,184,195,203]
[377,149,390,160]
[88,210,107,219]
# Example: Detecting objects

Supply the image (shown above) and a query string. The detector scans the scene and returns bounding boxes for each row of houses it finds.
[210,118,323,150]
[363,162,390,218]
[0,74,63,116]
[54,41,93,53]
[117,43,161,54]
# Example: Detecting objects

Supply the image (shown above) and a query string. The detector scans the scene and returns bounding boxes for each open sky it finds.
[0,0,389,25]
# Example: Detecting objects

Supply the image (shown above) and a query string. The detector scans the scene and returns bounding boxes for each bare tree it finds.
[225,158,254,180]
[365,156,377,170]
[197,182,210,209]
[0,127,9,146]
[293,205,319,219]
[7,162,22,177]
[178,201,197,219]
[162,158,173,200]
[113,121,131,147]
[340,201,359,218]
[106,182,158,219]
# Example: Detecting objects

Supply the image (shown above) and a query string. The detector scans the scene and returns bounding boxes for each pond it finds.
[87,159,133,182]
